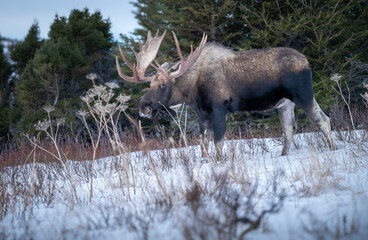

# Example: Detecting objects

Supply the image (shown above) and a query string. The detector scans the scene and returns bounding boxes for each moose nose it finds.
[139,96,154,118]
[139,99,153,118]
[139,106,152,118]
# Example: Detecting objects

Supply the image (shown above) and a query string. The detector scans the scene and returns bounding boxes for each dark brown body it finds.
[139,43,336,157]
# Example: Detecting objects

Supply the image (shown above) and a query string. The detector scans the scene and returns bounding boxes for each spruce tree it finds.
[10,22,42,74]
[0,39,12,137]
[13,8,114,135]
[127,0,246,61]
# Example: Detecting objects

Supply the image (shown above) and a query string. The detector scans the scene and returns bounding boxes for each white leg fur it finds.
[278,99,296,155]
[306,98,336,150]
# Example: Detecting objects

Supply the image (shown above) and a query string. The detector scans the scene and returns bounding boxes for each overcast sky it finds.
[0,0,139,41]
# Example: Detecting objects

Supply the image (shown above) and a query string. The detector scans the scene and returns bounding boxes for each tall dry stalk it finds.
[160,103,194,181]
[79,78,132,201]
[26,105,78,202]
[331,73,363,161]
[361,83,368,107]
[331,74,355,130]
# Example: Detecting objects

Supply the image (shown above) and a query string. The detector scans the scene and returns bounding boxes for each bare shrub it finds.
[179,170,285,240]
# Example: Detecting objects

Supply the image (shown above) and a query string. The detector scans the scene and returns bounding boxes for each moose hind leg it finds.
[278,99,296,156]
[304,98,336,150]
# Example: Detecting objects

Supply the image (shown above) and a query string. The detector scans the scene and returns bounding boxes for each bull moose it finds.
[116,30,336,158]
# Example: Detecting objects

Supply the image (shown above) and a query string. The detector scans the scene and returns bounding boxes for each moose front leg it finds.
[199,119,212,158]
[212,108,227,161]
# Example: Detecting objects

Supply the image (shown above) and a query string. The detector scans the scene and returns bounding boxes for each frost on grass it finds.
[1,130,368,239]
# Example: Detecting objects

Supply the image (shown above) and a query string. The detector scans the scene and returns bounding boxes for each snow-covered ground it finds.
[1,131,368,239]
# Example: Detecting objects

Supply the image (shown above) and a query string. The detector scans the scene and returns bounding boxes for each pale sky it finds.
[0,0,139,40]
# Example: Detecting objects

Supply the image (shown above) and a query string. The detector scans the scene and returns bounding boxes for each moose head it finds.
[116,30,207,120]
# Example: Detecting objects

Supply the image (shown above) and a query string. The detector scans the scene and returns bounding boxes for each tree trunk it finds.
[210,15,217,41]
[53,73,59,106]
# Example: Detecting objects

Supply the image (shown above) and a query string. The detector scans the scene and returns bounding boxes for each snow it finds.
[1,131,368,239]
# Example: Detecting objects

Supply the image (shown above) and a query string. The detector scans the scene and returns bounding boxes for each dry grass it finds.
[1,126,367,239]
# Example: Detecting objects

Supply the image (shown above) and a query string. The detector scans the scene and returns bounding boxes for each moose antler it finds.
[116,30,207,83]
[167,32,207,79]
[116,29,167,83]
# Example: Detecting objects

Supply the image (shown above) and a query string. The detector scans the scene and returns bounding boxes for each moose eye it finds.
[160,84,167,90]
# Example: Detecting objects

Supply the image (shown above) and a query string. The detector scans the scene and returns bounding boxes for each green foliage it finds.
[14,38,87,134]
[239,0,368,107]
[12,9,113,135]
[49,8,113,55]
[10,22,42,73]
[49,8,114,84]
[16,38,85,105]
[128,0,247,61]
[0,39,12,137]
[126,0,367,109]
[0,41,11,88]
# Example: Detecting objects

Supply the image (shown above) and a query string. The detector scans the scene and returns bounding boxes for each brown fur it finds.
[139,43,336,158]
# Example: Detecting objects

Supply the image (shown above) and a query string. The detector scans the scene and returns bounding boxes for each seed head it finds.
[76,110,90,119]
[56,118,65,127]
[116,94,131,104]
[86,73,98,81]
[34,119,50,131]
[43,105,55,113]
[330,73,342,83]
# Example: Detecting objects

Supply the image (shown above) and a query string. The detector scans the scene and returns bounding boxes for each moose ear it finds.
[161,62,170,70]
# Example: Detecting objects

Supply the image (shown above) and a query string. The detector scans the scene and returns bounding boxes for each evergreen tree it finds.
[127,0,246,61]
[10,22,42,74]
[0,39,12,137]
[15,38,85,109]
[49,8,113,83]
[13,9,114,135]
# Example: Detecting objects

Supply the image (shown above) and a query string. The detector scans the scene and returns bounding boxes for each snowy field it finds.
[1,130,368,239]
